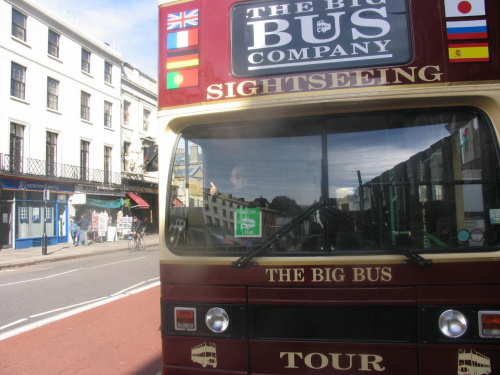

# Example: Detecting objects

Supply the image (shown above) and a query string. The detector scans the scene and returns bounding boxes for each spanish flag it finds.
[167,69,199,89]
[448,43,489,63]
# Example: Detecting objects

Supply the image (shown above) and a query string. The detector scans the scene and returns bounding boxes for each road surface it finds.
[0,284,161,374]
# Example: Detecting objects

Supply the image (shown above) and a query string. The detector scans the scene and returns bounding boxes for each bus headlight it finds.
[438,309,467,338]
[205,307,229,333]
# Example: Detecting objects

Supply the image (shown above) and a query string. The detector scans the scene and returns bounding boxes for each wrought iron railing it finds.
[0,153,124,185]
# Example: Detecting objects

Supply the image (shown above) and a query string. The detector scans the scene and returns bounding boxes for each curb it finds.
[0,239,157,271]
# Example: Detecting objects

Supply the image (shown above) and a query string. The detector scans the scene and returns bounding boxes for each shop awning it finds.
[127,192,150,209]
[87,198,126,209]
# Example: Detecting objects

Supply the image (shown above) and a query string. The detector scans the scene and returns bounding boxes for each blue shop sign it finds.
[0,177,74,193]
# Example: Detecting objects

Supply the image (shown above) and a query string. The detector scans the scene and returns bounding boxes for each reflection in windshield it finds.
[168,110,500,255]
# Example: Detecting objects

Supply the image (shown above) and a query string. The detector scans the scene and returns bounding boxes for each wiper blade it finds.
[232,201,323,268]
[232,200,431,268]
[326,206,431,266]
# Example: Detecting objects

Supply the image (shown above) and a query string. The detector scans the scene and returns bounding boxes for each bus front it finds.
[158,0,500,373]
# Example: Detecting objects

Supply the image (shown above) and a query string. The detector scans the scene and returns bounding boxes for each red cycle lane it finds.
[0,286,161,375]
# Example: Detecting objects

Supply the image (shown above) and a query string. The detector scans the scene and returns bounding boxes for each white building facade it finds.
[121,63,159,230]
[0,0,125,248]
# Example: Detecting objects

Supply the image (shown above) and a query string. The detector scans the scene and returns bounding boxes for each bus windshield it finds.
[167,108,500,256]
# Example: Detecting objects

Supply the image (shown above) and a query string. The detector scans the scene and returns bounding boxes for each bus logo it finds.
[317,20,331,34]
[191,342,217,368]
[457,349,491,375]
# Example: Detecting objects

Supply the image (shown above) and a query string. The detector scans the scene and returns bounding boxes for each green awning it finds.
[86,198,126,209]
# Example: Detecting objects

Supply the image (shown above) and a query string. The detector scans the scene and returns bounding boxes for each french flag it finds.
[446,20,487,40]
[167,28,199,50]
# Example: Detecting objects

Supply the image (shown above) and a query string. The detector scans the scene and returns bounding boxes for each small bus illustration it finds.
[317,20,331,33]
[191,342,217,368]
[241,218,255,230]
[457,349,491,375]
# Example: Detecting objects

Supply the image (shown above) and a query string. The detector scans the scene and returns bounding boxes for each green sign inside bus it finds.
[235,208,262,237]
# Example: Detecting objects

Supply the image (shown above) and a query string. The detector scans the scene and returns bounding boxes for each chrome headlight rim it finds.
[438,309,468,338]
[205,307,229,333]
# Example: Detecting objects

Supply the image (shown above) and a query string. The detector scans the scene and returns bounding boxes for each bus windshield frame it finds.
[167,107,500,258]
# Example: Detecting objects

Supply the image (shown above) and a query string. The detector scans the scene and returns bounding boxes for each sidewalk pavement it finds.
[0,233,159,270]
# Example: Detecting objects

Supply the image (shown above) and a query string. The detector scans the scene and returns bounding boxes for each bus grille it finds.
[250,305,416,343]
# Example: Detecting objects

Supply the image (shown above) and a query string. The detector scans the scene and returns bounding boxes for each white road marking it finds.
[0,281,160,341]
[89,257,145,269]
[0,319,28,331]
[0,257,146,287]
[42,269,79,278]
[111,281,146,296]
[29,297,108,318]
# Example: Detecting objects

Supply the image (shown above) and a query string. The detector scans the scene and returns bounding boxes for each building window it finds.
[46,132,58,177]
[177,179,184,196]
[80,141,90,180]
[104,61,112,84]
[19,206,28,223]
[81,91,90,121]
[143,109,151,131]
[104,101,112,128]
[48,30,59,57]
[47,77,59,110]
[123,101,131,124]
[123,141,131,172]
[12,9,27,41]
[11,62,26,99]
[81,48,91,73]
[104,146,112,183]
[10,123,24,173]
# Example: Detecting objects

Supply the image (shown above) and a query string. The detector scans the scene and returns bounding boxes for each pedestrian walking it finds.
[69,217,80,246]
[76,214,90,246]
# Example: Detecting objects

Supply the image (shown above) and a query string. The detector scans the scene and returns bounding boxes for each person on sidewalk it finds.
[69,217,80,246]
[76,214,90,246]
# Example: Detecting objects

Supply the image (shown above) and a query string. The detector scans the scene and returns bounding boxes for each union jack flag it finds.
[167,9,199,30]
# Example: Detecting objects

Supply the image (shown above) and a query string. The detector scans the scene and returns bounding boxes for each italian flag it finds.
[167,69,199,89]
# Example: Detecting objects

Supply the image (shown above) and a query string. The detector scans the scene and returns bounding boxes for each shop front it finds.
[72,184,128,242]
[125,181,158,233]
[0,177,73,249]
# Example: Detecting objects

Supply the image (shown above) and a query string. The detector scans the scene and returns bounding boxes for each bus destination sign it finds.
[231,0,412,78]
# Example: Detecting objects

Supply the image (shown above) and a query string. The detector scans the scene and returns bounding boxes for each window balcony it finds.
[0,152,124,185]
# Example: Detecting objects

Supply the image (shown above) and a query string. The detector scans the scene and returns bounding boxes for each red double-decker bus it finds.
[157,0,500,373]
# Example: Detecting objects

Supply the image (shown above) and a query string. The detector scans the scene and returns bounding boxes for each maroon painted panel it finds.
[249,341,417,375]
[418,284,500,304]
[163,336,247,372]
[161,284,246,303]
[419,345,500,375]
[160,261,500,288]
[248,286,416,305]
[158,0,500,108]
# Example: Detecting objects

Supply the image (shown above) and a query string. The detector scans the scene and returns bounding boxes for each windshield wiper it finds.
[232,200,431,268]
[232,201,323,268]
[325,206,431,266]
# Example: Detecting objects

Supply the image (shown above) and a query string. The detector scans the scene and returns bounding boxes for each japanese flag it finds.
[445,0,486,17]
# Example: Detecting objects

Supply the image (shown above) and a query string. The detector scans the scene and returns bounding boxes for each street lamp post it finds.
[42,188,50,255]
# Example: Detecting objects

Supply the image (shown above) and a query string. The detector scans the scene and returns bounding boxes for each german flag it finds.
[166,51,199,70]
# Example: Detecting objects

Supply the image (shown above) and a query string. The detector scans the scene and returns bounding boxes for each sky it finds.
[38,0,158,79]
